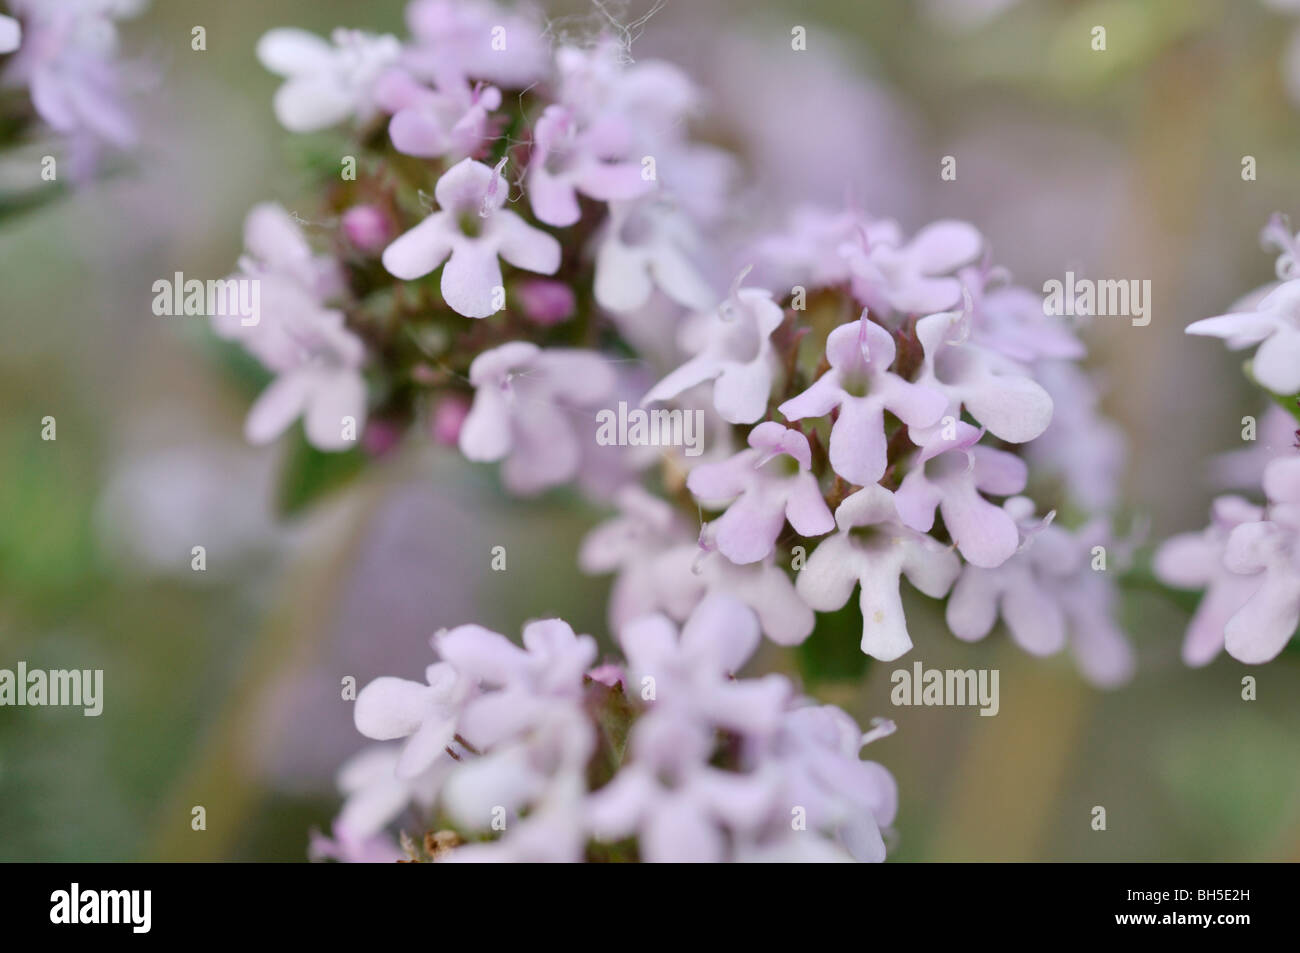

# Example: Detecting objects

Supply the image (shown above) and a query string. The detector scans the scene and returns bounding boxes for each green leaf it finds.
[796,600,872,683]
[0,182,69,223]
[275,430,366,517]
[1119,555,1202,615]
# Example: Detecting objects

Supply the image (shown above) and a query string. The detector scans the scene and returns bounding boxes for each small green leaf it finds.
[276,430,366,517]
[0,182,69,222]
[797,600,872,683]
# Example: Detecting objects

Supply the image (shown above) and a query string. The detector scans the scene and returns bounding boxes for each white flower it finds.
[0,14,21,54]
[642,271,784,425]
[257,27,402,132]
[594,198,715,313]
[1187,280,1300,396]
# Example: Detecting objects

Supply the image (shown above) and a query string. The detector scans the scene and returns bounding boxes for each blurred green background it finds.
[1,0,1298,862]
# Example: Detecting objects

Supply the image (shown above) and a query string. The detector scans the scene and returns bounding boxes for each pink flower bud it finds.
[585,663,626,688]
[342,205,393,254]
[516,278,576,325]
[362,418,403,457]
[431,394,470,446]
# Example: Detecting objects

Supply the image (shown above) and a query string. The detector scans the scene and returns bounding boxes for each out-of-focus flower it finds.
[385,72,500,159]
[960,264,1084,365]
[618,594,789,735]
[943,498,1136,686]
[1210,404,1298,490]
[585,596,895,863]
[329,746,442,842]
[1187,280,1300,396]
[594,198,715,313]
[3,0,146,173]
[1156,496,1267,666]
[842,220,982,317]
[216,203,368,451]
[586,707,777,862]
[458,341,615,495]
[1024,361,1125,515]
[257,27,403,132]
[762,706,897,863]
[0,14,21,54]
[1218,456,1300,663]
[642,273,785,425]
[527,103,652,227]
[403,0,550,90]
[579,485,815,645]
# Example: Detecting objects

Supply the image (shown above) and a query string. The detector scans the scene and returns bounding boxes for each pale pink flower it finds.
[594,198,716,313]
[257,27,402,132]
[893,422,1027,569]
[1187,280,1300,396]
[778,315,948,485]
[914,307,1054,445]
[842,220,982,317]
[382,158,561,318]
[1155,496,1267,666]
[797,484,961,660]
[686,422,833,564]
[528,104,652,227]
[642,273,786,425]
[457,341,615,495]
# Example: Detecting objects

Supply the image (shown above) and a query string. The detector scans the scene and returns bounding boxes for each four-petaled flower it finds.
[383,157,562,317]
[778,314,947,485]
[797,484,961,661]
[458,341,616,495]
[893,421,1028,569]
[642,271,786,425]
[257,27,402,132]
[686,422,834,564]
